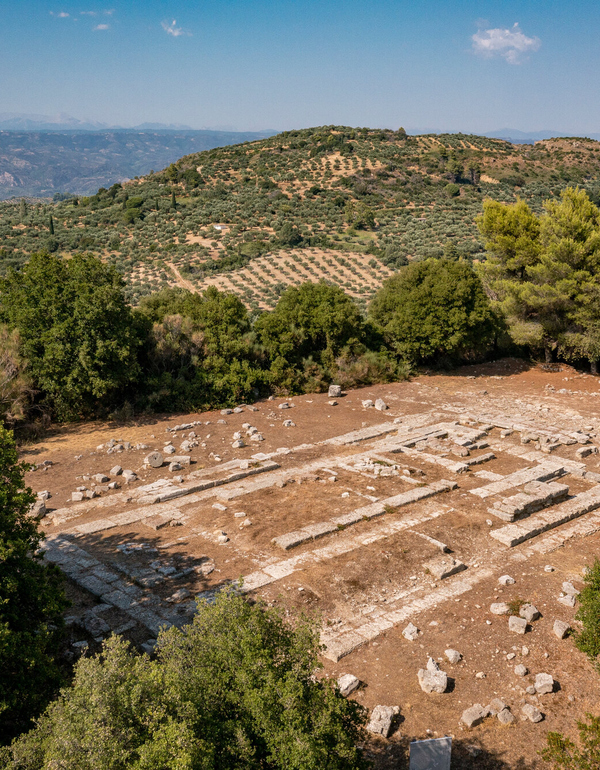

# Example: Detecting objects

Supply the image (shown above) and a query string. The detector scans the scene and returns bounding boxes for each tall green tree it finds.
[478,188,600,367]
[0,426,67,744]
[0,253,143,420]
[255,281,365,389]
[4,590,368,769]
[369,258,498,364]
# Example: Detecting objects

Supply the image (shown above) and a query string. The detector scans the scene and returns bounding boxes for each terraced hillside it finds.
[1,126,600,307]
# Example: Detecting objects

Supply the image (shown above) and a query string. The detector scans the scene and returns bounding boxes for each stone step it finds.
[469,462,566,499]
[490,485,600,547]
[489,481,570,522]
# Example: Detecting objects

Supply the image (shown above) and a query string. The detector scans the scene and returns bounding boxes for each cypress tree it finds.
[49,215,54,235]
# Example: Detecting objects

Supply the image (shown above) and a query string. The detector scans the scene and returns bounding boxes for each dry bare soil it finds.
[24,360,600,769]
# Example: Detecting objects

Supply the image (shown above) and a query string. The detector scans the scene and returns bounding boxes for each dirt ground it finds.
[23,359,600,768]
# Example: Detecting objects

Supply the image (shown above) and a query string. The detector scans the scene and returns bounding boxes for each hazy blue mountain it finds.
[0,129,276,199]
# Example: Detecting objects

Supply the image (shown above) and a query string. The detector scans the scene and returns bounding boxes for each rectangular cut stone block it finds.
[77,575,112,597]
[464,451,496,467]
[102,589,137,610]
[271,531,311,550]
[302,521,338,539]
[143,514,174,530]
[331,511,365,527]
[74,519,115,535]
[423,555,467,580]
[410,737,452,770]
[322,630,368,662]
[240,571,274,592]
[470,463,565,499]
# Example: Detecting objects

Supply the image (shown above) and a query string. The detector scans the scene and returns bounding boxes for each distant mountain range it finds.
[0,112,274,133]
[483,128,600,144]
[0,127,277,199]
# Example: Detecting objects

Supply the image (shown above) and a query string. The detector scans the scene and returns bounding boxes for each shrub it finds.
[0,426,67,744]
[3,589,368,769]
[541,713,600,769]
[574,558,600,665]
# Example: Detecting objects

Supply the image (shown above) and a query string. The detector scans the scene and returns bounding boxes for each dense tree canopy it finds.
[478,188,600,368]
[0,427,67,744]
[3,590,368,770]
[0,253,143,420]
[369,258,498,364]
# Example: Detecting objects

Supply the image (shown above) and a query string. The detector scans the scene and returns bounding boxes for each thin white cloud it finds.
[161,19,190,37]
[94,23,109,30]
[104,9,115,15]
[80,11,98,16]
[50,11,70,17]
[472,22,540,64]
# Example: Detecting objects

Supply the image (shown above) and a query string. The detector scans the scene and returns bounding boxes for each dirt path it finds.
[167,262,199,294]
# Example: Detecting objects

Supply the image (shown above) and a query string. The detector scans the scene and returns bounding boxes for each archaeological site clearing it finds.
[27,360,600,766]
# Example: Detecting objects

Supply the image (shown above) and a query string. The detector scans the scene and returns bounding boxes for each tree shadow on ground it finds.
[367,735,542,769]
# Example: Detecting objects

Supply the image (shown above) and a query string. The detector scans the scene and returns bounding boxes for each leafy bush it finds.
[541,714,600,769]
[369,258,499,365]
[3,589,368,769]
[574,558,600,664]
[0,426,67,744]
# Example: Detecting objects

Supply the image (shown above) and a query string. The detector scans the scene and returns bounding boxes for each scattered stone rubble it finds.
[35,400,600,740]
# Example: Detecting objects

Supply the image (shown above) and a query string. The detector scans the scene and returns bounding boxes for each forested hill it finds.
[0,129,275,199]
[1,125,600,307]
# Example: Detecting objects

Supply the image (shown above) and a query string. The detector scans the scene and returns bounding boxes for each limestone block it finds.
[490,602,510,615]
[558,594,576,608]
[521,703,543,723]
[514,664,528,677]
[486,698,507,716]
[367,705,399,738]
[445,648,461,664]
[519,603,540,623]
[337,673,360,697]
[498,575,516,585]
[534,673,554,694]
[461,704,487,728]
[328,385,342,398]
[508,616,528,634]
[562,581,580,597]
[417,658,447,694]
[110,465,123,476]
[423,555,467,580]
[375,398,388,412]
[553,620,570,639]
[497,708,515,725]
[402,622,419,641]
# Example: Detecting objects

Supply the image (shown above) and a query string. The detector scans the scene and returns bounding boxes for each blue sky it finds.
[2,1,600,133]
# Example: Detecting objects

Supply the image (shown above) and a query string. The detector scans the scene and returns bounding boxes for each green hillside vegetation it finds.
[2,127,600,310]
